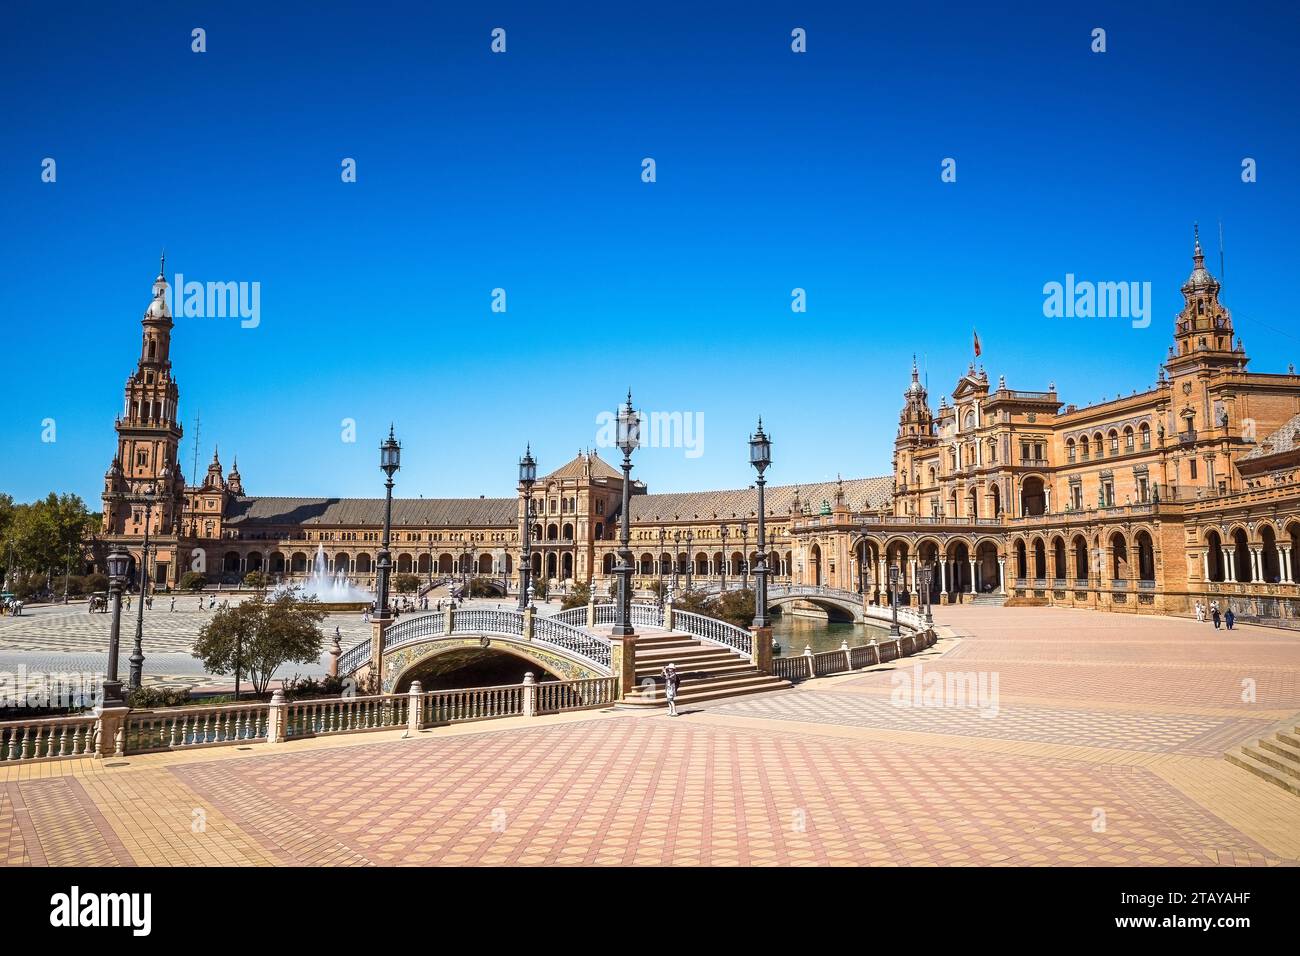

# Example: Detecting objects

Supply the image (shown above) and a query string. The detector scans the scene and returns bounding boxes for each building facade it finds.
[99,235,1300,621]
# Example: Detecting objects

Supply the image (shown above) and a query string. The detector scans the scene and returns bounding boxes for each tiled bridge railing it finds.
[0,674,619,765]
[770,624,938,683]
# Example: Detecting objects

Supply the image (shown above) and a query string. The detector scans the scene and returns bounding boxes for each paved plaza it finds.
[2,605,1299,867]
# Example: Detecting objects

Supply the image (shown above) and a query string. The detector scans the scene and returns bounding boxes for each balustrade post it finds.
[750,623,773,675]
[664,598,675,631]
[369,617,389,691]
[522,605,534,641]
[328,632,342,679]
[266,689,287,744]
[804,644,816,678]
[522,672,537,717]
[406,681,422,736]
[842,639,852,673]
[869,637,879,665]
[586,593,596,629]
[444,607,455,636]
[94,704,129,758]
[608,632,637,701]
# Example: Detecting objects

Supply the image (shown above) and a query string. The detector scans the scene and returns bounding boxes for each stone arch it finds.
[356,553,372,574]
[1021,476,1046,516]
[1051,535,1067,579]
[1134,529,1156,582]
[1071,534,1088,580]
[1109,531,1129,580]
[1231,527,1252,583]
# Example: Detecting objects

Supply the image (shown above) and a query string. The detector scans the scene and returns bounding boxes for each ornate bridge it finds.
[691,582,877,624]
[342,607,615,693]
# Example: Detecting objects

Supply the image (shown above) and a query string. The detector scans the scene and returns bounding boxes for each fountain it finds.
[286,544,374,609]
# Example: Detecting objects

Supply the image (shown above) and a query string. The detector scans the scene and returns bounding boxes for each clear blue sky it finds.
[3,1,1298,506]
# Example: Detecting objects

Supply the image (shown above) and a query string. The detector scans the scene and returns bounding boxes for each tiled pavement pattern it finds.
[0,602,372,690]
[2,605,1298,866]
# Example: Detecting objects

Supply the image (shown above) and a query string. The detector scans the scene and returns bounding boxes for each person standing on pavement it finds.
[662,662,681,717]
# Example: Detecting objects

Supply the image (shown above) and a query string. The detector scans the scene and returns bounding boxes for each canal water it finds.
[769,610,893,656]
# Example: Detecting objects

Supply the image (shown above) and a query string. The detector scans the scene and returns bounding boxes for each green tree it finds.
[394,573,421,594]
[179,571,207,591]
[243,570,267,590]
[193,592,326,695]
[561,581,591,610]
[5,493,94,580]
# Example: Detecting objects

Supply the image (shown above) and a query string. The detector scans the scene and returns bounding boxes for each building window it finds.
[1189,459,1198,480]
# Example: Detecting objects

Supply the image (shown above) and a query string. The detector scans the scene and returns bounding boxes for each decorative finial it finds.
[159,249,166,277]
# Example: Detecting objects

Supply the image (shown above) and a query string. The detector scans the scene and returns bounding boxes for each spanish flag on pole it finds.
[973,329,982,358]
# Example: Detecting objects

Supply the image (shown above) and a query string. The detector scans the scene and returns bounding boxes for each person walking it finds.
[1212,605,1222,629]
[1194,600,1204,623]
[169,596,176,612]
[1225,608,1235,630]
[662,662,681,717]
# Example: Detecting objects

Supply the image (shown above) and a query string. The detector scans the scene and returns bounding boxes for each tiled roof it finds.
[629,476,895,522]
[1241,413,1300,461]
[224,496,517,527]
[542,451,623,481]
[224,475,895,529]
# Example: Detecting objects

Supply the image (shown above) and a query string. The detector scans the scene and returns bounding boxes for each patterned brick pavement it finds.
[1,605,1298,866]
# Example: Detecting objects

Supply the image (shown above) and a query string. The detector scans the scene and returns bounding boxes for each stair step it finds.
[1225,750,1300,797]
[1276,729,1300,750]
[620,674,789,708]
[1250,740,1300,779]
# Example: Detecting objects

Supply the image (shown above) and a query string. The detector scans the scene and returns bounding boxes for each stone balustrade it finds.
[0,673,622,765]
[770,626,937,684]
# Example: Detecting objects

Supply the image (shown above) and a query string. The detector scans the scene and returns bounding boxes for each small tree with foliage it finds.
[243,570,267,590]
[179,571,207,592]
[561,581,591,610]
[394,573,421,594]
[193,592,326,696]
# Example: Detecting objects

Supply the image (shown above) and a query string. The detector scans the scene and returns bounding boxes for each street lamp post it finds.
[518,446,536,611]
[750,419,772,629]
[128,466,167,690]
[920,565,934,624]
[672,530,681,591]
[888,562,901,636]
[740,519,750,590]
[613,391,639,637]
[685,530,694,592]
[656,525,666,603]
[719,524,728,592]
[375,427,401,623]
[63,545,72,605]
[103,546,131,706]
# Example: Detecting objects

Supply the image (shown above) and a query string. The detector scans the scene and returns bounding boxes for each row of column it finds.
[1204,544,1294,584]
[871,555,1007,596]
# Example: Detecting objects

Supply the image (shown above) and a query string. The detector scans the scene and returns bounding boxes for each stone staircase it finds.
[619,632,790,708]
[1225,724,1300,797]
[970,593,1007,607]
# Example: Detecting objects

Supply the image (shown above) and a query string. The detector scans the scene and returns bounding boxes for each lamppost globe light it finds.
[380,425,401,476]
[616,391,640,457]
[749,418,771,473]
[518,445,537,484]
[106,546,131,583]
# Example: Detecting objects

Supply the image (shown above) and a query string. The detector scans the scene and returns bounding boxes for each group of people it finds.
[0,598,23,616]
[1194,600,1236,630]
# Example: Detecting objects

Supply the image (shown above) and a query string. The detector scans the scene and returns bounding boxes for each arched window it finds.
[1139,422,1151,449]
[1066,438,1076,462]
[1124,427,1134,451]
[1108,430,1119,454]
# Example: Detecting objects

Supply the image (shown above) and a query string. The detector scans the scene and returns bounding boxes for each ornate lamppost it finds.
[128,465,167,690]
[656,524,666,603]
[920,564,934,624]
[672,530,681,590]
[518,445,537,611]
[740,519,750,590]
[719,523,728,592]
[612,391,639,637]
[888,562,901,636]
[102,546,131,706]
[750,419,772,629]
[374,426,401,624]
[684,530,694,592]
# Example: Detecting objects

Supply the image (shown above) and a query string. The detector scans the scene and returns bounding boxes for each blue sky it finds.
[3,1,1298,506]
